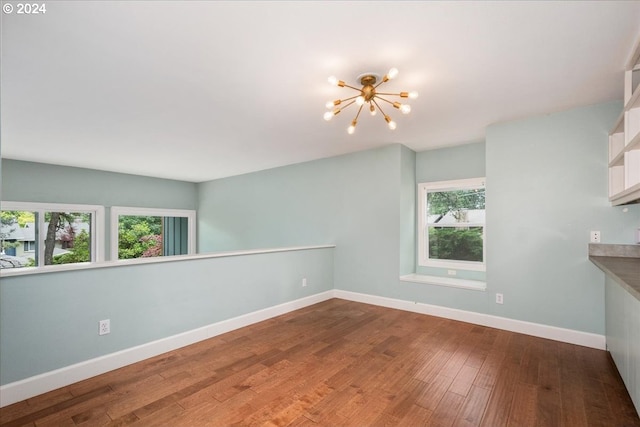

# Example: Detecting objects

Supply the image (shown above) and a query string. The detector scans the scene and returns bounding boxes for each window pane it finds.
[118,215,188,259]
[1,210,36,269]
[45,212,92,266]
[427,188,485,224]
[428,226,484,262]
[418,178,486,269]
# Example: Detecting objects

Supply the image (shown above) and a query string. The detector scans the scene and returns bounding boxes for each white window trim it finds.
[110,206,196,262]
[417,177,486,271]
[1,201,105,270]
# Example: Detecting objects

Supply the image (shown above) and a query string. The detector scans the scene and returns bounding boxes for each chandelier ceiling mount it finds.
[357,73,380,86]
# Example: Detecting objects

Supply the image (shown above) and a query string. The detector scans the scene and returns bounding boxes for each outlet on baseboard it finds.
[99,319,110,335]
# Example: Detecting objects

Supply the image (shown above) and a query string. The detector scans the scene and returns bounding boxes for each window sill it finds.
[418,260,486,272]
[399,273,486,291]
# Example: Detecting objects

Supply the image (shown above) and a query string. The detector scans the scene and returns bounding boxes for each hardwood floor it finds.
[1,299,639,426]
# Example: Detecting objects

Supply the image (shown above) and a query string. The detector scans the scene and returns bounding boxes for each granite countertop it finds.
[589,244,640,302]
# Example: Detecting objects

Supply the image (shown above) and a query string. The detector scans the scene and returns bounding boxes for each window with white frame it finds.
[418,178,486,271]
[1,202,104,270]
[110,207,196,261]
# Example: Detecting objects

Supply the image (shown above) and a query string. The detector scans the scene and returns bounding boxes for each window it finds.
[418,178,486,271]
[110,207,196,261]
[1,202,104,270]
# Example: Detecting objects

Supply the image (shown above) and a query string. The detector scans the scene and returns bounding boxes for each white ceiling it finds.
[2,1,640,182]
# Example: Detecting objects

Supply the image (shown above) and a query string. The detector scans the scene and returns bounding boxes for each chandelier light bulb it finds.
[400,104,411,114]
[385,115,397,130]
[387,68,399,80]
[323,111,334,121]
[348,119,357,134]
[355,96,365,106]
[326,99,341,109]
[328,76,338,86]
[369,104,377,116]
[409,91,419,99]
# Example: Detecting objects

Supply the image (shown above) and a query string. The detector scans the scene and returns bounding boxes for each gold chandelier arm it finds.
[374,72,393,88]
[374,96,395,106]
[353,104,364,122]
[375,92,405,97]
[373,80,387,89]
[342,83,363,92]
[375,95,410,114]
[340,99,357,111]
[339,95,361,103]
[372,98,388,117]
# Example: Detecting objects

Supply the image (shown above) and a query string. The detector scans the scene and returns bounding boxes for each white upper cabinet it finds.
[609,37,640,206]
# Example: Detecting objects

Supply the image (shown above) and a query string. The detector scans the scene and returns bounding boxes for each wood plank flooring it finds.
[1,299,639,426]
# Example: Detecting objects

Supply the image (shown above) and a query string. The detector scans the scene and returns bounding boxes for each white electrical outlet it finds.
[447,270,457,276]
[99,319,110,335]
[302,277,307,287]
[496,293,504,304]
[590,231,601,243]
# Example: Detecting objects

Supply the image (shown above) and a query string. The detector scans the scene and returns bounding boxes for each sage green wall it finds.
[2,159,198,260]
[198,144,406,296]
[330,145,402,296]
[486,101,640,334]
[197,155,338,253]
[198,103,639,336]
[416,141,486,183]
[415,141,487,281]
[2,159,197,209]
[0,160,334,385]
[3,100,638,385]
[196,141,492,315]
[400,145,416,275]
[0,248,334,384]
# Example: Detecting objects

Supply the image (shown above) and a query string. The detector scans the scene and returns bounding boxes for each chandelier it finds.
[323,68,418,134]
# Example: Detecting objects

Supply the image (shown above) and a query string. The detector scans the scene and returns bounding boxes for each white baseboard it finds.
[0,290,334,408]
[333,290,606,350]
[1,288,606,407]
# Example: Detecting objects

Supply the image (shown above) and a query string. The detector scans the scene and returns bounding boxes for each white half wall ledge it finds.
[0,288,606,407]
[0,244,337,278]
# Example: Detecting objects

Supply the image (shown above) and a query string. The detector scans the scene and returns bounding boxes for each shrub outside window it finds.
[110,207,196,262]
[418,178,486,271]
